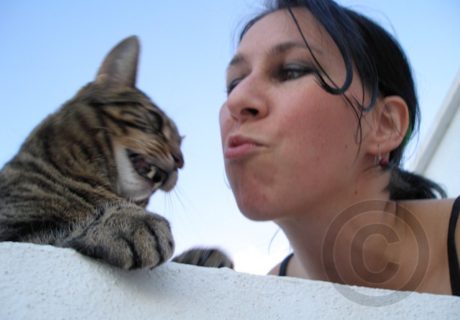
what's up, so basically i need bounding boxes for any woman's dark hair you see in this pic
[238,0,446,200]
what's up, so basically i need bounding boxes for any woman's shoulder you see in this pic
[400,197,459,292]
[268,263,281,276]
[267,253,294,276]
[397,197,457,240]
[399,197,457,218]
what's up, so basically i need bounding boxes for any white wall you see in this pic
[1,242,458,320]
[413,71,460,196]
[423,108,460,195]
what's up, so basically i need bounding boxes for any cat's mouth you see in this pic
[127,150,169,187]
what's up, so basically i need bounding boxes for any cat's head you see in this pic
[79,36,184,205]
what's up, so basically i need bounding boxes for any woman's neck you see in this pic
[275,170,417,290]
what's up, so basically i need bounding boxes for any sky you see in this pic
[1,1,459,275]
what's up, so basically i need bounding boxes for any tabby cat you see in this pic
[0,36,183,270]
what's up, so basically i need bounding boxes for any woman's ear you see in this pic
[367,95,409,156]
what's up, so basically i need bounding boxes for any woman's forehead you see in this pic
[237,8,337,58]
[232,8,340,66]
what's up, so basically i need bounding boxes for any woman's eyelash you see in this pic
[226,63,316,94]
[226,77,242,95]
[276,64,316,81]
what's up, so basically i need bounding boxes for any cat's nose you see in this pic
[173,153,184,169]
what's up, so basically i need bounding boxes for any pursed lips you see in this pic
[224,135,264,160]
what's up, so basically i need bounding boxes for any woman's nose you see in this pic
[224,75,268,122]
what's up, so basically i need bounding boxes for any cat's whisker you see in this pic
[156,185,188,220]
[170,186,187,212]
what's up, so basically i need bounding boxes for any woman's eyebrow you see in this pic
[227,40,323,70]
[270,41,323,56]
[228,54,245,69]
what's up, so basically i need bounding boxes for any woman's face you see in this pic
[220,8,371,221]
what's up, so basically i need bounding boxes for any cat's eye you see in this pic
[152,170,167,184]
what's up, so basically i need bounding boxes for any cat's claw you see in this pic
[64,205,174,270]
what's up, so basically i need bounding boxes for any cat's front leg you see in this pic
[61,203,174,270]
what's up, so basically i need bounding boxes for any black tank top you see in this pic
[279,196,460,296]
[448,196,460,295]
[278,253,293,277]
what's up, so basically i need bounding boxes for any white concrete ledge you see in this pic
[0,242,458,319]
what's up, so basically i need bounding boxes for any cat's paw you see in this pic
[173,248,233,269]
[65,206,174,270]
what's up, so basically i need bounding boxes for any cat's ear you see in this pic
[95,36,140,89]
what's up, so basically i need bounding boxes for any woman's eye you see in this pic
[226,78,242,95]
[278,64,314,81]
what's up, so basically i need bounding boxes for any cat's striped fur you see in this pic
[0,36,184,270]
[173,248,234,269]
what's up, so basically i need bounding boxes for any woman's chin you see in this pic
[236,199,279,222]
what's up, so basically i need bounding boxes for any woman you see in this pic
[219,0,459,296]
